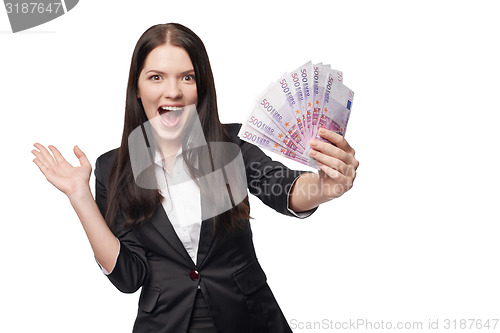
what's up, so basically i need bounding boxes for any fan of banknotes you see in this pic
[238,61,354,169]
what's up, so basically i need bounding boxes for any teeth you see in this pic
[161,106,183,111]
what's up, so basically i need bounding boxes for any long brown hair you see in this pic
[105,23,250,231]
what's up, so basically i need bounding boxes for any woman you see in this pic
[32,23,359,333]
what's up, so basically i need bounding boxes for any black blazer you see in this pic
[94,123,316,333]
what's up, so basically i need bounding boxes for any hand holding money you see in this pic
[309,128,359,199]
[239,61,359,207]
[284,127,359,212]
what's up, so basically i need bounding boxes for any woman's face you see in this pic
[137,43,198,151]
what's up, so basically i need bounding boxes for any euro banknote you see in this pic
[238,61,354,168]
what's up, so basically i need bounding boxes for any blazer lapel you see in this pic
[196,192,216,269]
[149,195,217,269]
[149,205,194,264]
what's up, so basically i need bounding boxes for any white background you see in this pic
[1,1,499,332]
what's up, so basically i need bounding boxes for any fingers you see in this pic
[32,143,57,167]
[309,129,359,197]
[32,143,85,170]
[32,156,48,175]
[317,128,355,155]
[48,145,67,164]
[309,130,359,179]
[310,148,355,178]
[32,144,54,179]
[317,161,353,198]
[74,145,91,167]
[309,138,355,167]
[317,161,344,180]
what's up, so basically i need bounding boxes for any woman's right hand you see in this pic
[32,143,92,199]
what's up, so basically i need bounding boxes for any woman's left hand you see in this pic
[309,128,359,199]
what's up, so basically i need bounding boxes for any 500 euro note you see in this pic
[239,61,354,169]
[238,123,309,165]
[316,72,354,141]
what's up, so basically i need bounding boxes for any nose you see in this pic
[162,79,182,99]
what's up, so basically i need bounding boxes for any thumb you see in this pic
[74,145,91,167]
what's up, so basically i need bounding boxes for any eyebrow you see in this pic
[145,69,195,75]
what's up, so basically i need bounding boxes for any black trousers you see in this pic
[188,289,217,333]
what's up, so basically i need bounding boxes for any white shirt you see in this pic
[154,148,202,265]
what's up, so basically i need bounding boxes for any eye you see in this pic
[149,74,161,81]
[182,74,195,82]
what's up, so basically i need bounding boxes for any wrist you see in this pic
[289,172,324,212]
[67,185,93,205]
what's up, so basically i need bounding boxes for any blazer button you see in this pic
[190,270,199,281]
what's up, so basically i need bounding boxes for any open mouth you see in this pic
[158,106,184,128]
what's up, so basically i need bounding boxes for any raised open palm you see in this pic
[32,143,92,198]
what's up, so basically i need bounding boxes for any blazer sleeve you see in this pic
[228,123,318,217]
[94,151,149,294]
